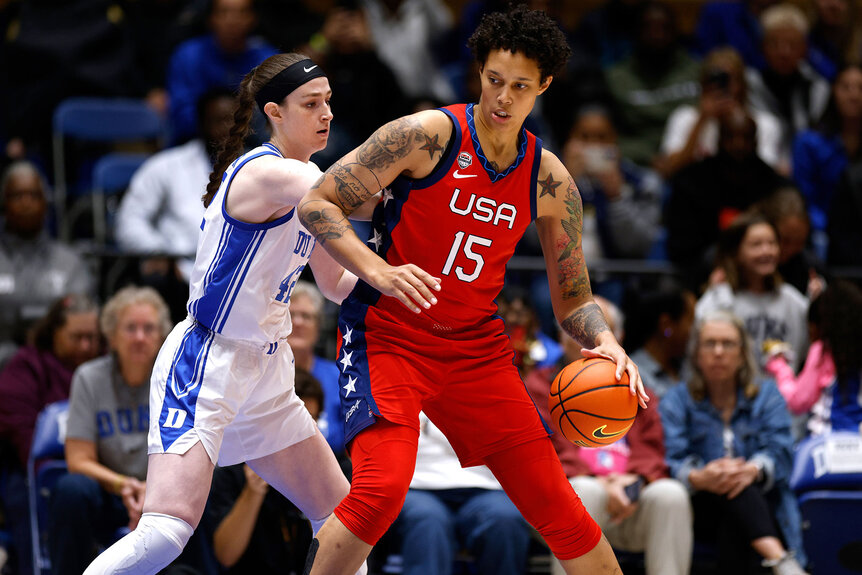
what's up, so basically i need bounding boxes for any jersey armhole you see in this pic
[410,109,461,189]
[530,137,543,222]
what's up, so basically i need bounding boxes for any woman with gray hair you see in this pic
[659,310,806,575]
[47,286,179,575]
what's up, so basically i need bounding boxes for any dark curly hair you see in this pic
[814,280,862,390]
[467,4,571,82]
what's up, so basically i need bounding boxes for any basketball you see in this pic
[548,357,638,448]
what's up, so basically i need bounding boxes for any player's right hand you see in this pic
[370,263,441,313]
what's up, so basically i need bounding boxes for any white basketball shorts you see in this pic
[148,317,317,466]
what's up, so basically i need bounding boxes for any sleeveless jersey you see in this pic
[187,143,318,345]
[343,103,541,332]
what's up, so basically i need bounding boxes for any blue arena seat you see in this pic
[790,431,862,575]
[27,400,69,575]
[52,98,164,241]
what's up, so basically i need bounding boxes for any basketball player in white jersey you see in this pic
[84,53,369,575]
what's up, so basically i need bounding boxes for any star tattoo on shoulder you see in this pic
[419,134,444,159]
[539,173,562,198]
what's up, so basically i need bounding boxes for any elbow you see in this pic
[214,547,239,569]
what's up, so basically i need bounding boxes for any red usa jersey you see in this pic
[342,103,541,333]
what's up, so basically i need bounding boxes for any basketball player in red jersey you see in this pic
[299,6,648,574]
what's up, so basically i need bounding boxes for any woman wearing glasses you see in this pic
[659,310,806,575]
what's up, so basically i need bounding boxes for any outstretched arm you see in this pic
[299,111,450,312]
[535,150,648,407]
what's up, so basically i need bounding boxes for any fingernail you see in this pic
[434,284,441,290]
[430,297,437,304]
[423,302,430,309]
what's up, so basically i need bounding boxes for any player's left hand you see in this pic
[581,342,649,409]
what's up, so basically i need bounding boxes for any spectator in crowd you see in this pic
[297,0,411,165]
[0,161,95,364]
[2,0,162,163]
[496,287,561,377]
[791,63,862,256]
[115,88,236,320]
[206,368,328,574]
[660,309,807,575]
[0,294,100,468]
[393,413,531,575]
[167,0,276,143]
[604,1,700,168]
[806,0,862,82]
[665,106,789,289]
[828,159,862,267]
[696,211,809,372]
[755,187,826,298]
[360,0,456,104]
[746,3,830,163]
[660,47,784,178]
[562,105,667,260]
[287,281,346,454]
[47,286,177,575]
[523,296,693,575]
[764,279,862,436]
[693,0,777,71]
[625,281,696,400]
[567,0,645,70]
[255,0,331,55]
[0,294,100,575]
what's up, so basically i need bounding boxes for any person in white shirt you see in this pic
[115,88,236,283]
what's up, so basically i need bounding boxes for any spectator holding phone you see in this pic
[660,47,784,178]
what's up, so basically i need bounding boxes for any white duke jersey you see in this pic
[187,143,318,345]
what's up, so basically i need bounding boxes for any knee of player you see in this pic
[345,471,412,526]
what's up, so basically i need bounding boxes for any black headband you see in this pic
[255,59,327,114]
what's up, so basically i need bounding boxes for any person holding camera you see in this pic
[660,47,784,178]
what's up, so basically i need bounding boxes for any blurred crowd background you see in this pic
[0,0,861,574]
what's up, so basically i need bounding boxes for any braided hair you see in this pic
[203,53,308,207]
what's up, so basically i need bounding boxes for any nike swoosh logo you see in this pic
[592,425,626,440]
[304,65,318,73]
[453,170,477,179]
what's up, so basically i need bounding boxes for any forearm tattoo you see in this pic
[298,199,355,245]
[328,161,372,212]
[556,176,591,299]
[561,303,610,349]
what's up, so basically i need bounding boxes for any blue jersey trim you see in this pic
[219,150,297,231]
[193,228,259,330]
[530,137,543,221]
[408,108,461,190]
[216,230,267,332]
[210,229,265,332]
[191,222,232,319]
[262,142,283,156]
[466,103,528,183]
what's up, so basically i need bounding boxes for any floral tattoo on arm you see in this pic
[554,175,610,347]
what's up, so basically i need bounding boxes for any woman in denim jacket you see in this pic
[660,309,807,575]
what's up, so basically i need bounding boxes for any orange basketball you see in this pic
[548,357,638,448]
